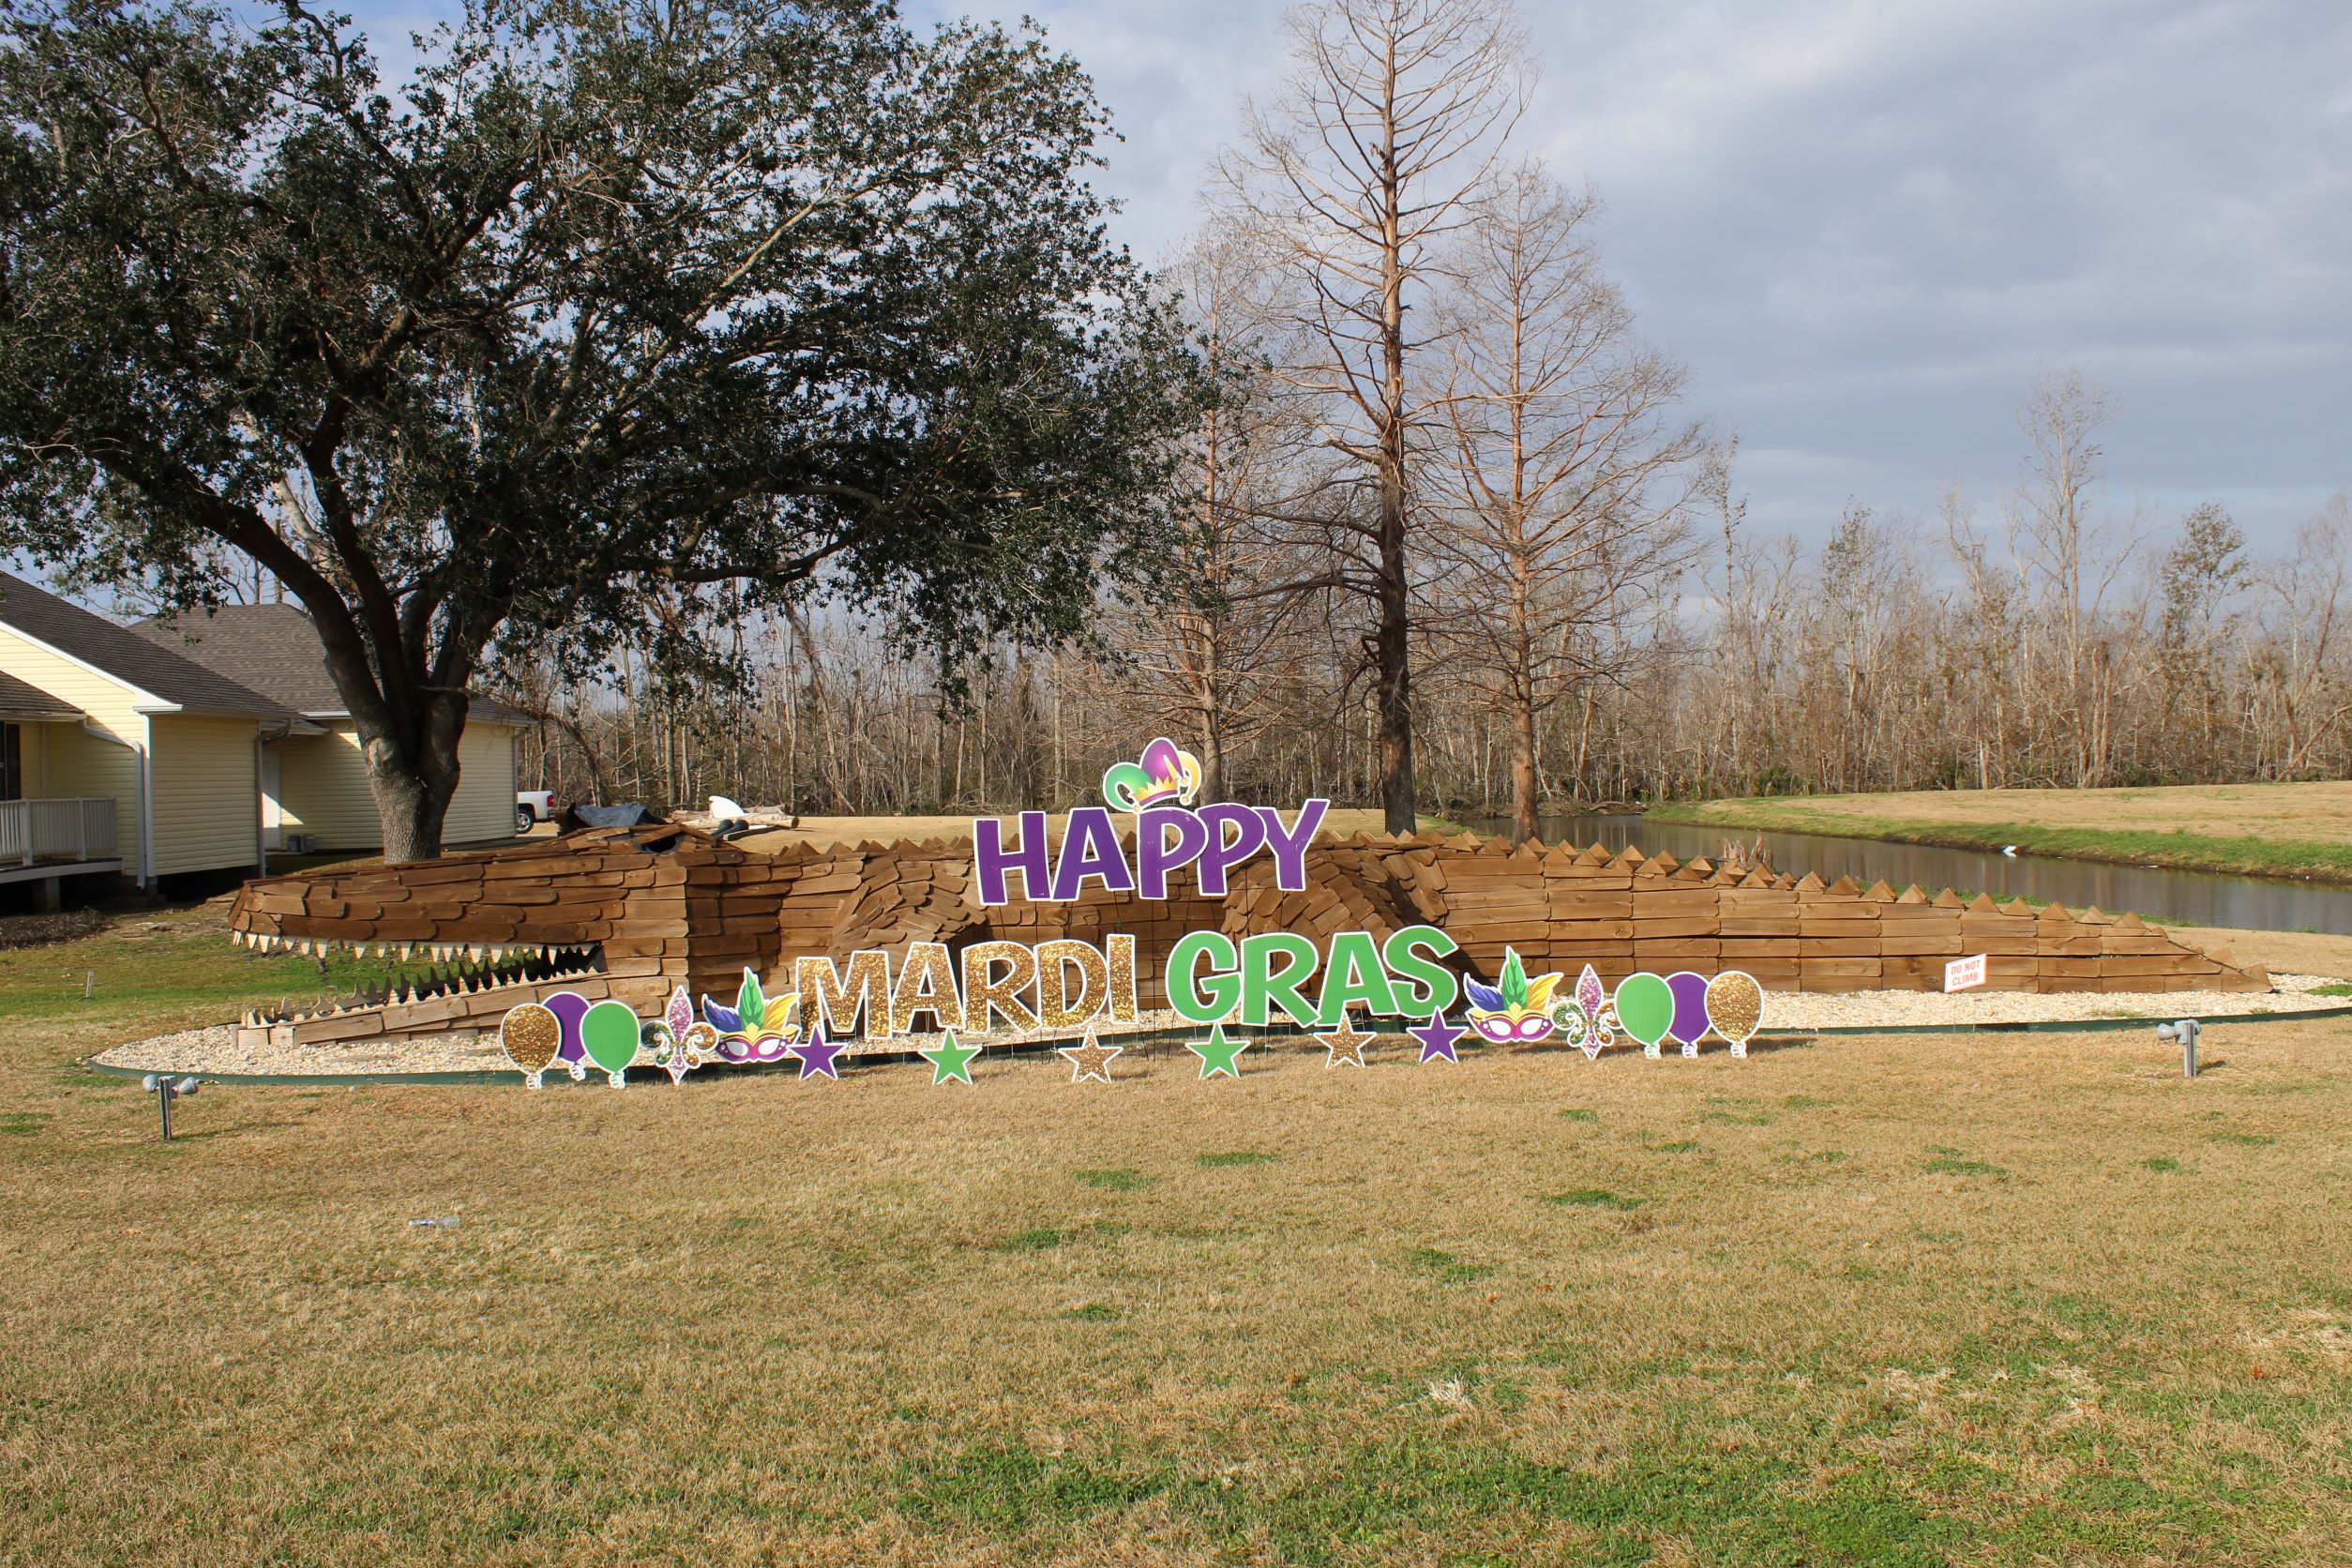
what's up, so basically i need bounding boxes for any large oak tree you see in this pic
[0,0,1199,857]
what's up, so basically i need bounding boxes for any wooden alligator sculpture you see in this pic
[221,822,2270,1051]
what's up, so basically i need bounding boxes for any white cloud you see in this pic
[404,0,2352,546]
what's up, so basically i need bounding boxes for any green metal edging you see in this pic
[78,1001,2352,1088]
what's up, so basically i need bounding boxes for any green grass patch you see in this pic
[1071,1168,1151,1191]
[1557,1108,1598,1123]
[0,919,403,1025]
[2204,1132,2277,1147]
[897,1439,1167,1533]
[2139,1156,2182,1173]
[996,1228,1063,1253]
[53,1063,133,1089]
[1545,1188,1642,1211]
[1405,1247,1493,1284]
[1061,1304,1122,1322]
[1919,1148,2006,1177]
[2308,981,2352,998]
[1647,1138,1701,1153]
[1782,1094,1832,1109]
[1646,797,2352,883]
[0,1110,51,1136]
[1195,1151,1276,1168]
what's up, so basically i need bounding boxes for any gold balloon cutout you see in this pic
[501,1002,563,1087]
[1704,971,1764,1057]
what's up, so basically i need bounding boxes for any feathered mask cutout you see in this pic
[1101,736,1203,813]
[700,968,801,1063]
[1462,947,1566,1044]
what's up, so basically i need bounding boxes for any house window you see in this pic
[0,724,19,801]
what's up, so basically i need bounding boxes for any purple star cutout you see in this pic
[1410,1009,1464,1064]
[788,1026,845,1080]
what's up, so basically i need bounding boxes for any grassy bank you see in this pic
[1649,782,2352,885]
[7,915,2352,1563]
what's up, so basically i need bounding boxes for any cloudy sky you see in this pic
[365,0,2352,551]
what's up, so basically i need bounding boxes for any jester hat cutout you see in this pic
[1101,736,1203,813]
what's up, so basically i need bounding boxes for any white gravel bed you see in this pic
[93,974,2348,1079]
[97,1023,512,1078]
[1759,972,2344,1030]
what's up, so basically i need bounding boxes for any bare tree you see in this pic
[2002,368,2141,785]
[1118,229,1319,800]
[1425,165,1706,839]
[2248,495,2352,777]
[1213,0,1530,831]
[2156,502,2250,774]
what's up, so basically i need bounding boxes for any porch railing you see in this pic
[0,797,118,867]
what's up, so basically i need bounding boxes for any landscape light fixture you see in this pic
[140,1073,201,1140]
[2155,1018,2201,1079]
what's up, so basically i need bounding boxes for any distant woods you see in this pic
[510,440,2352,822]
[507,0,2351,829]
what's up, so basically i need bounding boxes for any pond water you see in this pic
[1470,813,2352,937]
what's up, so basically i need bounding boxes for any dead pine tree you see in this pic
[1426,163,1707,841]
[1213,0,1530,833]
[1118,226,1321,802]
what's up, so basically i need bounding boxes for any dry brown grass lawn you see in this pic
[7,979,2352,1564]
[1660,781,2352,843]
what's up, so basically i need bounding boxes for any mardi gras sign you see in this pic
[493,930,1765,1086]
[493,738,1768,1085]
[974,738,1329,905]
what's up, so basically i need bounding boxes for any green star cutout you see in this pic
[1184,1021,1252,1079]
[919,1029,981,1085]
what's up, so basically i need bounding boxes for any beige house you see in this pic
[0,572,521,898]
[134,603,526,856]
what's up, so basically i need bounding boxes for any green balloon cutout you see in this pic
[1613,972,1674,1055]
[580,999,642,1085]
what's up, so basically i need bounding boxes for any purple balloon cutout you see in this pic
[1665,971,1710,1048]
[545,990,592,1063]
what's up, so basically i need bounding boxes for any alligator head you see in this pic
[223,824,828,1049]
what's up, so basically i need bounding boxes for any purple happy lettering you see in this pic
[1136,807,1208,898]
[1195,803,1267,897]
[1048,807,1134,901]
[972,811,1050,906]
[1258,799,1328,892]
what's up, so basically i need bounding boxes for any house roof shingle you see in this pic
[0,571,296,718]
[0,668,83,720]
[132,602,530,727]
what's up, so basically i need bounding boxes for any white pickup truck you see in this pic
[515,791,558,834]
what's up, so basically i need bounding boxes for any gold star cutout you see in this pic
[1057,1027,1123,1084]
[1318,1010,1375,1070]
